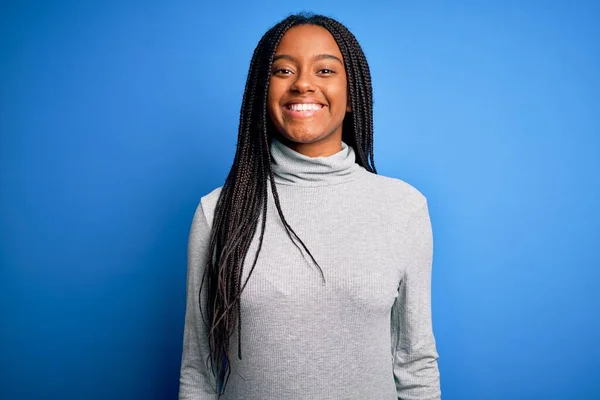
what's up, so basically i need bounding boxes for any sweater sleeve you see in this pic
[179,203,219,400]
[391,200,441,400]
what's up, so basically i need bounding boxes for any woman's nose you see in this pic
[291,71,316,93]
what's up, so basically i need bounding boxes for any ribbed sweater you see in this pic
[179,139,440,400]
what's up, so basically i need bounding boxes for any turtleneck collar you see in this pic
[270,138,360,186]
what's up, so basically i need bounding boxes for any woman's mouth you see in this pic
[283,103,325,118]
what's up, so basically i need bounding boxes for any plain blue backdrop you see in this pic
[1,1,599,399]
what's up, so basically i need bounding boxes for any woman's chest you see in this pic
[240,199,412,316]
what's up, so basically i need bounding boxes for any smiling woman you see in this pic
[268,25,351,156]
[178,12,441,400]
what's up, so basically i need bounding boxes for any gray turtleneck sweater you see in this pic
[179,139,440,400]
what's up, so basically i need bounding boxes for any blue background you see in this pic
[1,1,599,399]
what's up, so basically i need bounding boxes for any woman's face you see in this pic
[267,24,350,157]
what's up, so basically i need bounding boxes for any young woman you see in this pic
[179,13,440,400]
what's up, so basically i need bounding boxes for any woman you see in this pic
[179,12,440,400]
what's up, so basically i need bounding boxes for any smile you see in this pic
[283,103,325,118]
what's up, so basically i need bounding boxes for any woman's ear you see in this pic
[346,97,352,112]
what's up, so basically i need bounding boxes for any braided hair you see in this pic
[201,12,376,393]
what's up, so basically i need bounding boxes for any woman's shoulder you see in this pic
[190,186,223,230]
[360,169,428,210]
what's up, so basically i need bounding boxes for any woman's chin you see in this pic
[278,131,330,145]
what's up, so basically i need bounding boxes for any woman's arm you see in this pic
[391,200,441,400]
[179,203,219,400]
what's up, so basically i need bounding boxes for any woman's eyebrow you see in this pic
[272,54,343,64]
[314,54,343,64]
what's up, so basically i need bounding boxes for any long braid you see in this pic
[322,18,376,173]
[201,12,376,394]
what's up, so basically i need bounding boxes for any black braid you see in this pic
[200,12,376,394]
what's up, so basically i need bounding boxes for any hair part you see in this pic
[200,12,376,394]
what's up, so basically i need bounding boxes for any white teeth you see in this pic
[288,103,322,111]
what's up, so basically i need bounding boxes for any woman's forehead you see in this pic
[274,25,342,59]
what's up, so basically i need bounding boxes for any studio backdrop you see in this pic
[1,1,599,399]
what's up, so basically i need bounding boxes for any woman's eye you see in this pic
[319,68,335,74]
[274,68,292,75]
